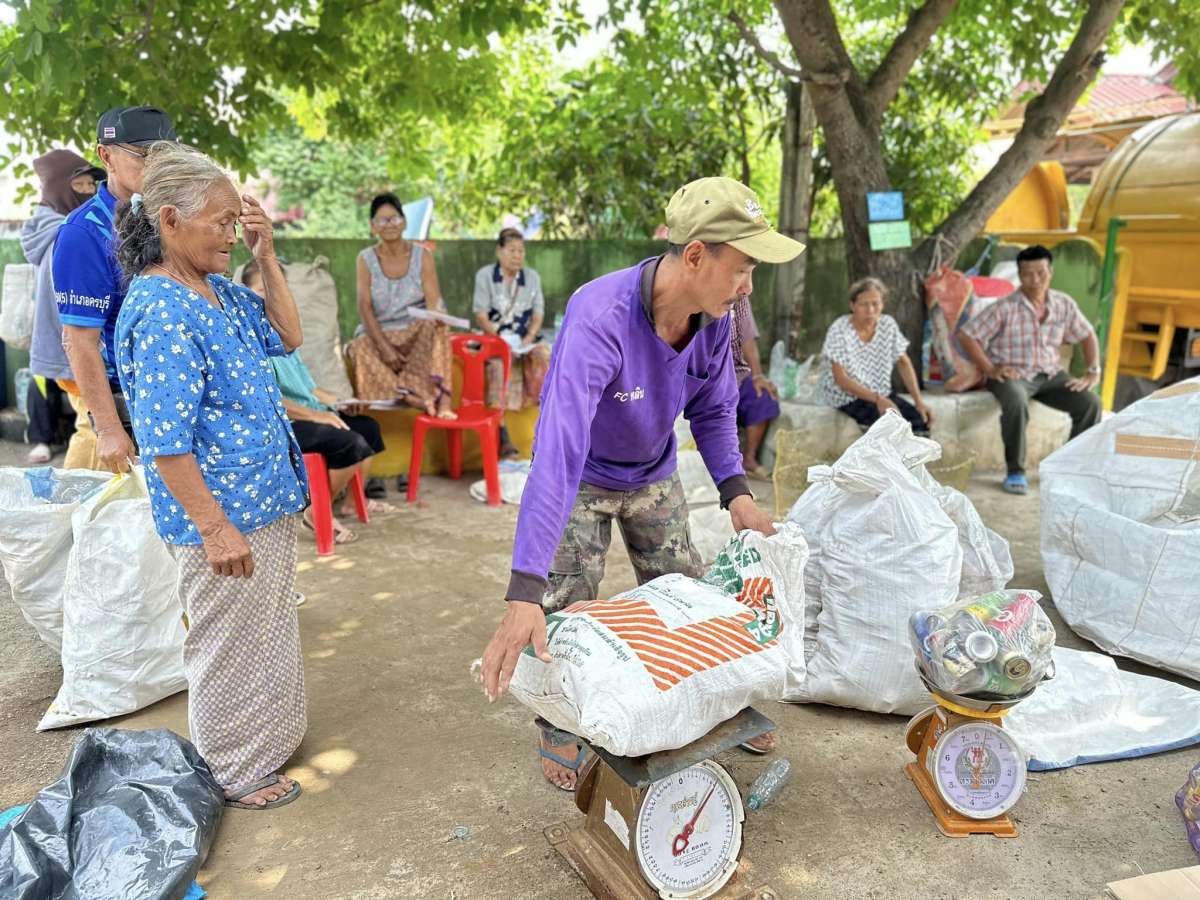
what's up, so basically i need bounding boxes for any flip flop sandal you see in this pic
[539,744,587,793]
[1003,475,1028,495]
[27,445,52,465]
[225,773,302,810]
[746,465,773,482]
[300,514,358,544]
[739,739,773,755]
[431,378,457,419]
[365,477,387,500]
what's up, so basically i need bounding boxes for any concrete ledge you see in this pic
[0,408,26,444]
[761,387,1072,472]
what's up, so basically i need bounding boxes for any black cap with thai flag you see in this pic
[96,106,177,146]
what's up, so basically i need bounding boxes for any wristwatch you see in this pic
[1086,365,1101,375]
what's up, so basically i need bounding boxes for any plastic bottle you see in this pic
[747,759,792,810]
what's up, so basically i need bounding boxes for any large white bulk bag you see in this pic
[1041,378,1200,681]
[1009,647,1200,771]
[509,526,808,756]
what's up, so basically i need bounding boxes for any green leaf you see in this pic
[30,0,51,33]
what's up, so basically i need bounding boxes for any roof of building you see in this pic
[989,63,1194,138]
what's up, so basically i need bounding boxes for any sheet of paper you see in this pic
[406,307,471,329]
[331,399,409,411]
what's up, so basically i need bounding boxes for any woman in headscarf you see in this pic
[20,150,103,466]
[345,193,456,419]
[115,141,308,811]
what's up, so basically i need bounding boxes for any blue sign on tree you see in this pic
[867,192,905,222]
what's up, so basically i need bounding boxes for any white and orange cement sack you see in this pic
[508,525,808,756]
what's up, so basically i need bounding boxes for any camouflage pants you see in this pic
[537,472,703,749]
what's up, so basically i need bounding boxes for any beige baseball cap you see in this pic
[665,177,805,264]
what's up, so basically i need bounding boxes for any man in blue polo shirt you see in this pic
[55,106,176,473]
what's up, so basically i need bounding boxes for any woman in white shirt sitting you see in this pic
[819,277,934,432]
[472,228,551,458]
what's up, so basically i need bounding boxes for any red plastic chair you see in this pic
[407,334,510,507]
[303,452,371,557]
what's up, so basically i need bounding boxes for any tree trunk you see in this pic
[770,0,1126,376]
[773,79,816,357]
[803,81,926,359]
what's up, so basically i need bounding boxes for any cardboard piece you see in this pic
[1106,866,1200,900]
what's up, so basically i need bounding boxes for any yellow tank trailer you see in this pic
[992,112,1200,409]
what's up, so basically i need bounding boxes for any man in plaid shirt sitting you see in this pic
[959,245,1102,495]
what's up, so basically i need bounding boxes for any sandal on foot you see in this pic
[539,744,587,793]
[300,513,357,544]
[225,773,302,810]
[1003,474,1028,495]
[499,442,520,459]
[739,739,772,755]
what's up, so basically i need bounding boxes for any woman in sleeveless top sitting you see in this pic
[346,193,455,419]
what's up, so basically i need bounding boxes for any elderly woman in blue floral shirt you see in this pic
[115,142,308,812]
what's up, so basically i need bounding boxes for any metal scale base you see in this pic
[545,707,781,900]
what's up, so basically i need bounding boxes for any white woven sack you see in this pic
[1041,378,1200,681]
[39,469,187,730]
[235,257,353,398]
[676,449,721,505]
[0,467,112,653]
[784,411,962,714]
[914,465,1013,599]
[688,504,735,566]
[1009,647,1200,771]
[1,263,35,349]
[509,525,808,756]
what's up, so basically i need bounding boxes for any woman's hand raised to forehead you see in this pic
[239,194,275,261]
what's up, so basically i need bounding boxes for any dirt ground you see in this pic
[1,439,1196,900]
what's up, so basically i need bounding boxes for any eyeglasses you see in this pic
[112,144,149,160]
[371,215,404,227]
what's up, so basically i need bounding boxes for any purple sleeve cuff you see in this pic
[718,474,752,510]
[506,570,548,604]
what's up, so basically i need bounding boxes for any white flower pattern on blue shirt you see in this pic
[116,273,309,545]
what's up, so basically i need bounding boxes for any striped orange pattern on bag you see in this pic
[565,579,778,691]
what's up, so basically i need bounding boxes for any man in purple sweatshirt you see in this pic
[482,178,805,789]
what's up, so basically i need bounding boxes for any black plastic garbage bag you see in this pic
[0,728,223,900]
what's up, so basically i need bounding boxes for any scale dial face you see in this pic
[634,760,743,900]
[933,721,1026,820]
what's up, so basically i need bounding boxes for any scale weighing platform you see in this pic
[545,707,781,900]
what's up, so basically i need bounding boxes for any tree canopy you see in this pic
[715,0,1200,347]
[0,0,584,169]
[4,0,1198,351]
